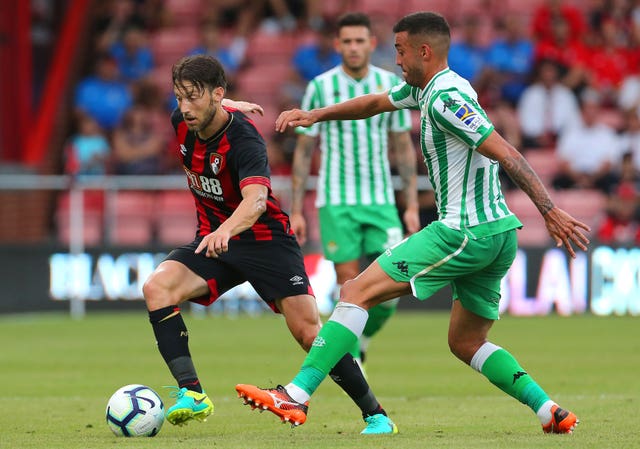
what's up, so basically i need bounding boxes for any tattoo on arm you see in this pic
[501,153,555,215]
[393,133,418,208]
[291,138,315,214]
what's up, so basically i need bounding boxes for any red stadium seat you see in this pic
[156,190,197,245]
[56,191,104,246]
[164,0,203,26]
[150,28,199,66]
[523,148,558,186]
[245,32,297,65]
[110,191,156,246]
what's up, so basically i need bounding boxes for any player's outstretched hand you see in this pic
[275,109,316,133]
[543,207,590,258]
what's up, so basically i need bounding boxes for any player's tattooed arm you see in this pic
[499,152,555,216]
[290,135,316,215]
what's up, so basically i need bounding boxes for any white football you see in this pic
[106,384,165,437]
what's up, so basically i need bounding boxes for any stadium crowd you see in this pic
[63,0,640,245]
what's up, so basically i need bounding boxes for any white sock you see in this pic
[285,383,310,404]
[536,400,555,425]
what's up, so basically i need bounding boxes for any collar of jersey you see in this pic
[195,110,234,143]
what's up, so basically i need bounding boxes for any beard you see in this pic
[188,97,216,135]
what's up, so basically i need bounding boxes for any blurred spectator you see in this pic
[587,0,633,45]
[534,15,589,92]
[597,180,640,244]
[109,23,154,82]
[531,0,586,42]
[189,20,242,84]
[112,105,166,175]
[292,21,341,82]
[258,0,302,33]
[63,112,111,175]
[74,53,133,132]
[517,59,581,149]
[200,0,262,65]
[620,107,640,171]
[94,0,145,54]
[587,18,632,105]
[370,12,399,75]
[136,0,171,31]
[552,89,623,193]
[618,73,640,112]
[478,13,534,106]
[448,15,488,86]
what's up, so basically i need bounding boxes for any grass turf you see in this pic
[1,310,638,448]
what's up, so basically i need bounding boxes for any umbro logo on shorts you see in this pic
[289,275,304,286]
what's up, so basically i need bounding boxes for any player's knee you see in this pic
[294,325,320,351]
[142,275,170,309]
[447,335,477,364]
[340,279,366,306]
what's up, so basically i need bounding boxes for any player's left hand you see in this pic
[543,207,590,258]
[195,231,231,258]
[403,206,421,235]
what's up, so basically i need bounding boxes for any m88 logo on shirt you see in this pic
[183,167,223,199]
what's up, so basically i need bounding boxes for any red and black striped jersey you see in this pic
[171,107,293,241]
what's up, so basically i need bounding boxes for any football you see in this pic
[105,384,165,437]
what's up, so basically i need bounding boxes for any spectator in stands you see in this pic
[94,0,145,54]
[597,180,640,244]
[517,59,581,149]
[189,20,242,86]
[291,20,341,82]
[370,12,398,75]
[479,13,534,107]
[447,15,488,86]
[552,89,623,193]
[621,107,640,171]
[63,112,111,176]
[531,0,586,43]
[111,105,166,175]
[618,73,640,112]
[109,23,155,82]
[74,53,133,132]
[199,0,263,66]
[534,15,589,93]
[587,18,632,105]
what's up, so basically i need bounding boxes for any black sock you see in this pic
[329,354,386,418]
[149,306,202,393]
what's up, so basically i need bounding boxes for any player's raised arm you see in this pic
[221,98,264,115]
[476,131,590,258]
[275,92,396,132]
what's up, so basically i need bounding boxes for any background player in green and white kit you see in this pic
[237,12,590,434]
[289,12,420,365]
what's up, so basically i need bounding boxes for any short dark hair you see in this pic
[172,55,227,92]
[336,12,371,32]
[393,11,450,38]
[393,12,450,52]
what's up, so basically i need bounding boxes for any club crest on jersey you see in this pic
[210,153,225,175]
[454,103,482,131]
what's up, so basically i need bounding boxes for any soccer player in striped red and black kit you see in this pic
[143,55,396,433]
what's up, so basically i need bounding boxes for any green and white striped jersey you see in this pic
[388,68,521,238]
[297,65,412,207]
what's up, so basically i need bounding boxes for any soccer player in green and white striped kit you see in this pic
[289,12,420,368]
[237,11,589,434]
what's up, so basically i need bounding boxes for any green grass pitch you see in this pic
[1,310,638,449]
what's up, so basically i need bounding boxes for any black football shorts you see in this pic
[165,235,314,312]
